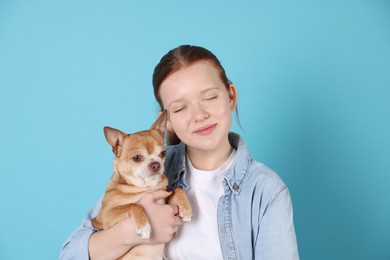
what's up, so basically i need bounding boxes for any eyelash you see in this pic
[173,106,186,113]
[204,95,217,101]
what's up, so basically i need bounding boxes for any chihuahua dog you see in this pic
[92,111,192,260]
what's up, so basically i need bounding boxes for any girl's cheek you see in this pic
[213,100,230,114]
[169,116,183,129]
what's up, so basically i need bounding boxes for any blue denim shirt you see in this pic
[60,133,299,259]
[164,132,299,260]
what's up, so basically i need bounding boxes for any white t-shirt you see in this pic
[167,149,237,259]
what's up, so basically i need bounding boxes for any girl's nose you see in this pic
[192,104,210,122]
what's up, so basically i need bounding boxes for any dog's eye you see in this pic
[160,150,167,158]
[132,154,143,162]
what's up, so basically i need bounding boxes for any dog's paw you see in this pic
[180,211,192,222]
[171,188,192,222]
[178,205,192,222]
[136,223,151,240]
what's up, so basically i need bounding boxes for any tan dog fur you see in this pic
[92,111,192,260]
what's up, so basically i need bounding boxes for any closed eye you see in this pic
[172,105,187,113]
[203,95,217,101]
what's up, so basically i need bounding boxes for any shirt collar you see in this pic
[167,132,252,193]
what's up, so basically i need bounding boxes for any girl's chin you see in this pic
[185,140,224,153]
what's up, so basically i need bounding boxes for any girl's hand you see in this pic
[137,190,183,244]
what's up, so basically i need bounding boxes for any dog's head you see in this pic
[104,111,168,188]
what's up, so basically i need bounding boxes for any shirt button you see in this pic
[233,183,239,191]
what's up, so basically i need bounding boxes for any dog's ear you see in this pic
[104,127,126,157]
[151,109,167,138]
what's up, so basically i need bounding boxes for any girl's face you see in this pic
[159,61,237,154]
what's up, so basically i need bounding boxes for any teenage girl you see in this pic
[60,45,299,260]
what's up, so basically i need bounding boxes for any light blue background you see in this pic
[1,1,389,259]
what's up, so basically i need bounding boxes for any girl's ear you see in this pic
[228,84,238,110]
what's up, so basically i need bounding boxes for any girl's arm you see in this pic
[255,187,299,259]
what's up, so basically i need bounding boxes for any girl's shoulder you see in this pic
[230,132,287,195]
[239,159,288,206]
[248,160,285,187]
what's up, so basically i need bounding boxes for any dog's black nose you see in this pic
[149,161,160,172]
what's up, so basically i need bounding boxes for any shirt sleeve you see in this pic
[59,198,102,260]
[256,187,299,259]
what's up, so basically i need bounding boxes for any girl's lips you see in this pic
[193,124,217,135]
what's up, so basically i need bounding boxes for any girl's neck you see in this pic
[186,139,233,171]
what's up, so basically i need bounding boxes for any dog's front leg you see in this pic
[107,204,151,240]
[168,188,192,222]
